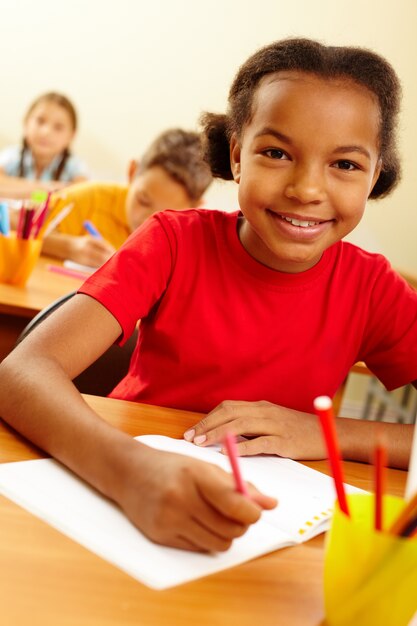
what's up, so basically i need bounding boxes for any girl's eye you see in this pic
[137,196,151,208]
[264,149,288,160]
[334,160,358,171]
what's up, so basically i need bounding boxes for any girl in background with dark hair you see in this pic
[0,91,89,198]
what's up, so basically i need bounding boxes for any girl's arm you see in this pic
[41,232,116,267]
[183,400,414,470]
[70,175,88,184]
[0,295,276,550]
[0,171,67,199]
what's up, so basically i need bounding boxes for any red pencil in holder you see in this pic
[16,204,26,238]
[374,440,387,531]
[314,396,350,517]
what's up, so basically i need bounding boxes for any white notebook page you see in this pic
[0,435,363,589]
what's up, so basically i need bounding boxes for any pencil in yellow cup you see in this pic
[0,232,42,287]
[324,492,417,626]
[388,490,417,536]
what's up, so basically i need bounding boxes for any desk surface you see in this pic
[0,255,83,318]
[0,395,407,626]
[0,255,84,361]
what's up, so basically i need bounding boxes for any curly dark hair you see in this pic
[200,38,402,199]
[137,128,212,202]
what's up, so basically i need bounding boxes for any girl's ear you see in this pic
[230,133,241,183]
[370,158,383,193]
[127,159,139,183]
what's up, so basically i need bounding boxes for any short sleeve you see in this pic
[78,214,175,343]
[0,146,20,175]
[62,155,90,181]
[359,260,417,389]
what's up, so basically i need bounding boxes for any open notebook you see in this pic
[0,435,363,589]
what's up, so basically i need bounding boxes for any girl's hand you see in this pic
[118,444,277,552]
[43,180,69,191]
[69,235,115,267]
[183,400,327,460]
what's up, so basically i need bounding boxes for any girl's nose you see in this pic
[38,123,52,136]
[284,165,326,204]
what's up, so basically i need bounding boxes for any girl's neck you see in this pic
[30,151,58,178]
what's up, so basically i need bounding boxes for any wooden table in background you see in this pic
[0,256,83,361]
[0,396,407,626]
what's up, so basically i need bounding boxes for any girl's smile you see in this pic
[24,101,75,165]
[231,71,382,273]
[265,208,334,242]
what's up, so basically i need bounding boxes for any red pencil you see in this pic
[374,441,387,531]
[16,204,26,238]
[313,396,350,517]
[32,191,52,238]
[223,432,249,497]
[22,207,35,239]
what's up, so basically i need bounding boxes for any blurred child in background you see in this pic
[41,128,212,267]
[0,92,89,199]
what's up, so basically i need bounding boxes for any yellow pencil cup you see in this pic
[0,233,42,287]
[324,493,417,626]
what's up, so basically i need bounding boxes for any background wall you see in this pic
[1,0,416,271]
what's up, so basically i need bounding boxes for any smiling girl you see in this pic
[182,38,415,467]
[0,38,415,552]
[0,92,89,198]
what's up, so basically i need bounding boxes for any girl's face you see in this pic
[24,100,75,162]
[125,165,194,232]
[230,71,382,273]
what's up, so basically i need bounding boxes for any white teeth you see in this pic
[283,216,319,227]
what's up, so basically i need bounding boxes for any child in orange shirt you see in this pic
[41,128,213,267]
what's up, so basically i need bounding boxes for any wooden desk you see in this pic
[0,396,407,626]
[0,255,83,361]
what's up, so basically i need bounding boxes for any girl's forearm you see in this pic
[41,232,76,260]
[0,175,43,198]
[0,353,143,502]
[337,416,413,469]
[0,175,65,199]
